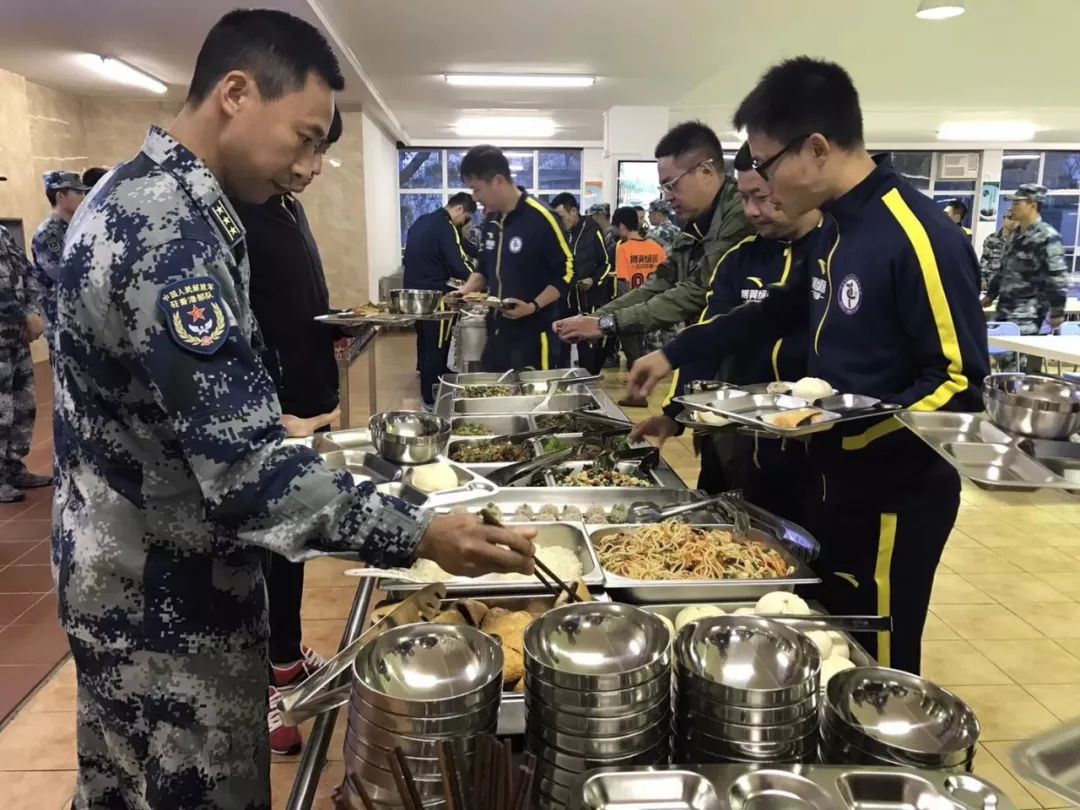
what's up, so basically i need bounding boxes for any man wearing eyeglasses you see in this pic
[626,58,988,676]
[553,122,752,398]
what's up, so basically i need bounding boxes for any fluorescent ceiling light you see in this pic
[445,73,594,88]
[77,55,167,94]
[937,121,1036,142]
[327,158,342,168]
[454,116,556,138]
[915,0,966,19]
[1001,154,1040,161]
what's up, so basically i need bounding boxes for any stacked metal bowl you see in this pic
[342,624,502,808]
[819,666,980,772]
[673,615,821,765]
[523,603,672,810]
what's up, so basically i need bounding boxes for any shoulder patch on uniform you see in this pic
[47,238,61,254]
[157,276,229,355]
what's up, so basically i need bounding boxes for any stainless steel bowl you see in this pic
[351,624,503,716]
[673,680,818,726]
[340,773,449,809]
[524,667,671,716]
[527,714,670,757]
[346,755,445,798]
[824,666,980,760]
[346,712,491,760]
[676,707,818,743]
[675,725,819,762]
[983,373,1080,439]
[675,616,821,708]
[537,776,572,807]
[348,689,499,737]
[344,735,446,778]
[369,410,451,464]
[523,602,671,690]
[525,692,669,736]
[819,721,976,771]
[389,288,443,315]
[525,729,670,773]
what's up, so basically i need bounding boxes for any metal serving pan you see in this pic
[449,414,532,437]
[399,459,497,507]
[898,410,1079,489]
[544,461,661,488]
[380,521,605,597]
[570,765,1017,810]
[446,436,535,469]
[1011,718,1080,807]
[320,450,402,485]
[453,393,599,415]
[588,524,819,603]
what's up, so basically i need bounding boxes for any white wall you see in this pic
[362,111,402,298]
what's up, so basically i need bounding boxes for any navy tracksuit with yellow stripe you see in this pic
[664,156,990,674]
[662,233,812,522]
[477,191,574,372]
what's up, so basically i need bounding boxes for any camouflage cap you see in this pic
[587,203,611,217]
[1007,183,1047,204]
[43,170,89,193]
[648,198,673,216]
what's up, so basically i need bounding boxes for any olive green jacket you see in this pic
[595,179,753,333]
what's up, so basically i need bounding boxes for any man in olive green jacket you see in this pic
[554,122,752,405]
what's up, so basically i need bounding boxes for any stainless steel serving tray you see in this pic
[319,428,373,450]
[1011,718,1080,806]
[452,393,599,415]
[399,459,498,507]
[446,436,535,469]
[316,310,456,327]
[570,764,1017,810]
[320,450,402,485]
[380,521,605,596]
[587,524,820,603]
[449,414,533,437]
[544,461,661,488]
[897,411,1080,490]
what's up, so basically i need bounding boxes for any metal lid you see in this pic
[825,666,980,758]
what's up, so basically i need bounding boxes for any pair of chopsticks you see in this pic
[471,735,536,810]
[478,508,581,604]
[346,746,424,810]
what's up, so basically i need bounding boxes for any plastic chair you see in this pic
[987,322,1021,371]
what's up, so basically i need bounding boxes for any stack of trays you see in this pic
[342,624,503,808]
[523,603,672,810]
[673,616,821,765]
[819,666,980,772]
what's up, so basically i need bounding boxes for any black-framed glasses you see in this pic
[736,135,810,181]
[658,158,715,196]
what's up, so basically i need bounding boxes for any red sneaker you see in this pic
[271,644,328,690]
[268,686,302,755]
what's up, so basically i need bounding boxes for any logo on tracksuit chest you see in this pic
[838,274,862,315]
[508,236,524,254]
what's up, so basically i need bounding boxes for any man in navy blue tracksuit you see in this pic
[628,58,989,675]
[450,145,573,372]
[403,192,477,406]
[552,193,611,373]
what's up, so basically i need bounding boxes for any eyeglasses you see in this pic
[658,158,714,196]
[737,135,810,181]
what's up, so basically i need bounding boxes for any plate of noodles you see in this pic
[587,521,819,602]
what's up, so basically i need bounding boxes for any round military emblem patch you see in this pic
[157,276,229,355]
[508,236,523,254]
[838,274,862,315]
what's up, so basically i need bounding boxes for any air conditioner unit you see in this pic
[937,153,980,181]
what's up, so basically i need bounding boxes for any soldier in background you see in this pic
[82,166,110,189]
[31,171,89,348]
[54,11,534,808]
[978,211,1017,296]
[944,198,972,237]
[983,184,1068,372]
[647,198,681,253]
[588,202,618,257]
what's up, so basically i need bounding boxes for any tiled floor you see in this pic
[0,334,1078,809]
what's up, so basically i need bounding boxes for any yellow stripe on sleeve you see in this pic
[526,197,575,284]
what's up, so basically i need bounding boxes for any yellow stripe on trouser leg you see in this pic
[875,513,898,668]
[540,332,550,371]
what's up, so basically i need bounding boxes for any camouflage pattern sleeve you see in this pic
[1040,227,1068,319]
[116,238,433,568]
[31,220,65,282]
[0,226,31,329]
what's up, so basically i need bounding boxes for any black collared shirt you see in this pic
[232,194,339,417]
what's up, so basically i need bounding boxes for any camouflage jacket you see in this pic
[53,127,433,653]
[595,180,753,333]
[978,229,1009,292]
[647,220,681,254]
[0,226,34,344]
[987,219,1068,322]
[31,213,67,329]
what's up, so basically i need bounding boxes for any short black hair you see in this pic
[326,108,343,145]
[459,145,512,183]
[734,57,863,150]
[947,199,968,219]
[655,121,726,172]
[550,192,579,212]
[82,167,108,188]
[447,191,477,213]
[613,206,639,232]
[633,205,645,213]
[46,189,58,207]
[187,9,345,105]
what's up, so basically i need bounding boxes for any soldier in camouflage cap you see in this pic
[983,183,1068,372]
[647,197,682,254]
[54,10,535,809]
[31,170,89,347]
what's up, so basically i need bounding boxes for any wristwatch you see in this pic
[598,314,617,335]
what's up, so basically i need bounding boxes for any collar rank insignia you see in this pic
[157,276,229,355]
[209,198,243,247]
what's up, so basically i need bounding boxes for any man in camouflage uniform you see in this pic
[646,198,681,253]
[983,184,1068,373]
[54,10,534,809]
[31,170,89,347]
[979,211,1017,295]
[0,225,51,503]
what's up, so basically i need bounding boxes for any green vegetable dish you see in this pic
[453,423,495,437]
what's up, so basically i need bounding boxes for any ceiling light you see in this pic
[327,158,342,168]
[915,0,966,19]
[453,116,556,138]
[445,73,594,89]
[1001,154,1040,161]
[77,55,167,94]
[937,122,1036,142]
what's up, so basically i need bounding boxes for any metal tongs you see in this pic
[530,375,600,411]
[485,444,577,487]
[279,583,446,725]
[479,508,581,603]
[716,491,820,562]
[626,493,734,523]
[754,613,893,634]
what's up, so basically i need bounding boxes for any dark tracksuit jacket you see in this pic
[564,215,609,315]
[403,208,473,403]
[662,156,990,674]
[662,233,812,517]
[477,191,573,371]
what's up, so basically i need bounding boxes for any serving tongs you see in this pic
[592,444,661,474]
[279,583,446,725]
[627,493,733,523]
[530,375,601,411]
[754,613,893,634]
[485,444,577,486]
[715,491,821,562]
